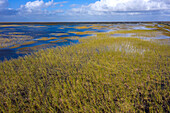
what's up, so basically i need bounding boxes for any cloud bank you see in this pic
[0,0,67,16]
[0,0,68,21]
[0,0,170,21]
[71,0,170,15]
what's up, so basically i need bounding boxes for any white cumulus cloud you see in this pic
[20,0,67,14]
[71,0,170,15]
[20,0,52,13]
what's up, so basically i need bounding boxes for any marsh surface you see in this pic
[0,23,169,112]
[0,23,169,61]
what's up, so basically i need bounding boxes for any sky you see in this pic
[0,0,170,22]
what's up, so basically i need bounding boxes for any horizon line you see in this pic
[0,21,170,24]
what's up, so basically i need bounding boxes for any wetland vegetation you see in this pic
[0,22,169,112]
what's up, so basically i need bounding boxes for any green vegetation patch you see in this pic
[0,34,169,112]
[109,29,162,38]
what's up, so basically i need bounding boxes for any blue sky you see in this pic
[0,0,170,22]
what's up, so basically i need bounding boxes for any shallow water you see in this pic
[111,33,134,37]
[0,24,109,61]
[132,26,156,30]
[0,49,25,61]
[0,23,169,61]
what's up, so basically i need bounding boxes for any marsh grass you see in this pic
[0,36,33,48]
[50,39,68,43]
[0,25,21,27]
[151,38,170,45]
[74,26,91,29]
[109,29,162,37]
[50,33,69,36]
[36,37,57,41]
[56,33,69,36]
[26,25,46,28]
[68,36,80,40]
[18,44,55,51]
[0,33,169,112]
[69,31,95,35]
[10,41,37,49]
[8,32,25,35]
[145,24,170,36]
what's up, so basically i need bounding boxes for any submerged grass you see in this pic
[0,33,169,112]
